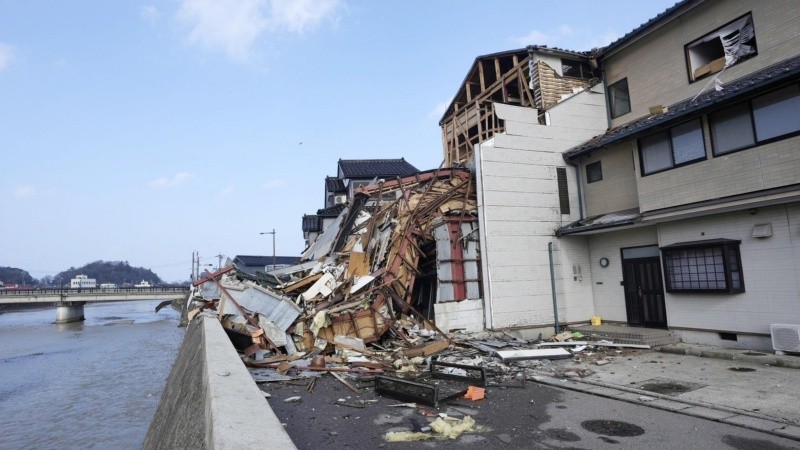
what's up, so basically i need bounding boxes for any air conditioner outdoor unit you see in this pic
[334,195,347,205]
[770,324,800,354]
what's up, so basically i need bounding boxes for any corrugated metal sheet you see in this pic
[226,282,301,330]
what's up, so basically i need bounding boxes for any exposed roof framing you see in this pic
[440,46,595,166]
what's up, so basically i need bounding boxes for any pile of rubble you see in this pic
[185,166,649,431]
[188,168,476,362]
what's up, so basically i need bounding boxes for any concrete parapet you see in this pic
[144,314,296,449]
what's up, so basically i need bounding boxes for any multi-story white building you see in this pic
[441,0,800,350]
[70,275,97,289]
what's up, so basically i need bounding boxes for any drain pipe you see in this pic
[548,242,560,333]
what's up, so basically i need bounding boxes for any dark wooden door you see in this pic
[622,257,667,328]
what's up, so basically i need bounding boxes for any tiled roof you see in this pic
[325,176,345,192]
[564,54,800,160]
[600,0,699,57]
[316,204,346,218]
[302,215,321,232]
[234,255,300,267]
[338,158,418,179]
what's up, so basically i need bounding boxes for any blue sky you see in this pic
[0,0,677,282]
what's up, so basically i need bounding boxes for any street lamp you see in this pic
[260,229,276,271]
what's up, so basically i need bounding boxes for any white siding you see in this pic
[586,227,659,323]
[477,90,608,329]
[657,204,800,335]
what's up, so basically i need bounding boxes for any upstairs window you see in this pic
[661,239,744,293]
[710,83,800,155]
[586,161,602,183]
[639,118,706,175]
[686,13,757,82]
[608,78,631,118]
[561,59,593,79]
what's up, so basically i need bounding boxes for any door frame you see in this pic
[620,245,668,328]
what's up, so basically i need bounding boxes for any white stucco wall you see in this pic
[656,203,800,335]
[476,87,608,330]
[586,226,660,323]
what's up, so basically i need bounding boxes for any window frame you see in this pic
[561,58,592,80]
[585,161,602,184]
[661,239,745,294]
[684,12,758,84]
[638,118,708,176]
[709,82,800,157]
[608,78,631,119]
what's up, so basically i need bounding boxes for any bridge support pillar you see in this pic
[55,301,86,323]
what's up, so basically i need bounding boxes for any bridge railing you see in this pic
[0,286,190,296]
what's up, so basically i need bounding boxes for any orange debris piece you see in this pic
[463,386,485,401]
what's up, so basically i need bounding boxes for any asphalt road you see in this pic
[261,375,798,449]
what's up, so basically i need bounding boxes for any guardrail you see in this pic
[0,287,190,296]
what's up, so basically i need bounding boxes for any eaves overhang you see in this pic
[564,54,800,162]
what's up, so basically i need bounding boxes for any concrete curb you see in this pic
[202,316,297,449]
[532,375,800,441]
[654,345,800,369]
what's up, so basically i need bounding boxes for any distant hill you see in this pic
[54,261,163,287]
[0,267,37,286]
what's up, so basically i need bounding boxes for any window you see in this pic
[710,83,800,155]
[685,13,757,82]
[661,239,744,293]
[556,167,570,214]
[639,118,706,175]
[586,161,602,183]
[608,78,631,118]
[561,59,592,79]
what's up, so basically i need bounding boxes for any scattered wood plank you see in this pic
[402,339,449,358]
[331,371,361,394]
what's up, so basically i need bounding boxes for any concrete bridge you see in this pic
[0,287,189,323]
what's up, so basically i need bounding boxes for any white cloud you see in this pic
[513,24,574,47]
[261,179,285,190]
[176,0,344,62]
[13,185,36,199]
[148,171,196,189]
[178,0,270,62]
[141,5,160,25]
[219,184,235,195]
[269,0,343,33]
[427,100,450,120]
[0,43,15,71]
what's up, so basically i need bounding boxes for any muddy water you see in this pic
[0,301,183,449]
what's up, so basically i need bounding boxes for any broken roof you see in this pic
[337,158,419,179]
[439,45,591,124]
[564,53,800,161]
[556,208,641,236]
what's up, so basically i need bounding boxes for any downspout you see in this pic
[548,242,560,333]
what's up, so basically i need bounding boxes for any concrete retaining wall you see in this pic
[143,315,295,449]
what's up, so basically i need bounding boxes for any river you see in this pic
[0,300,184,449]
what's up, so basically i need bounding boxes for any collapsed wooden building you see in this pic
[192,168,479,356]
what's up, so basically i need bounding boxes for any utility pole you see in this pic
[260,229,276,271]
[215,254,224,271]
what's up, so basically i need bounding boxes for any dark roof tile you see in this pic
[325,176,346,192]
[338,158,418,179]
[316,204,346,218]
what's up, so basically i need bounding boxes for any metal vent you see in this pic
[556,167,570,214]
[770,324,800,353]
